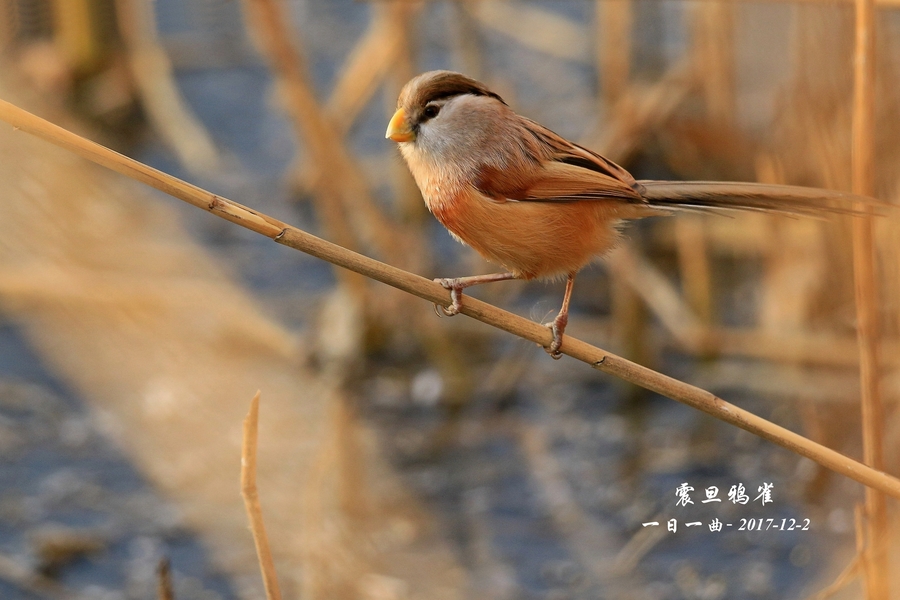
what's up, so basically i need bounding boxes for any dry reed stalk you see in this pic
[580,61,697,364]
[756,155,826,335]
[369,4,481,389]
[241,391,283,600]
[597,0,633,109]
[654,211,785,255]
[157,558,175,600]
[299,395,370,599]
[674,217,714,324]
[854,503,871,595]
[115,0,220,174]
[780,0,900,5]
[325,10,409,136]
[810,554,860,599]
[244,0,368,297]
[3,100,900,502]
[0,0,13,52]
[812,503,868,598]
[689,360,865,405]
[851,0,890,595]
[380,4,487,391]
[463,499,517,599]
[690,0,735,124]
[609,266,652,377]
[0,82,469,596]
[593,60,696,162]
[50,0,102,72]
[655,118,756,320]
[298,406,335,600]
[672,0,733,329]
[240,0,405,270]
[516,419,615,584]
[594,0,649,364]
[614,0,900,5]
[606,244,706,352]
[612,513,668,574]
[700,327,900,368]
[269,3,455,402]
[334,396,367,524]
[290,0,422,195]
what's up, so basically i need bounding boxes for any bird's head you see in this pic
[385,71,508,154]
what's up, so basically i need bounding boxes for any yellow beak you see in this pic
[386,108,415,142]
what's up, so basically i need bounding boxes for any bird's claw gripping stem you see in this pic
[546,312,568,359]
[435,278,464,316]
[544,274,575,359]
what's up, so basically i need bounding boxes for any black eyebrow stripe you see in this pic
[422,87,507,106]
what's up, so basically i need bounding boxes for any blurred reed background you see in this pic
[0,0,898,598]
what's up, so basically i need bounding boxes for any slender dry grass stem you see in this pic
[2,99,900,503]
[850,0,890,595]
[242,391,283,600]
[115,0,220,174]
[810,504,867,598]
[157,558,175,600]
[810,555,860,600]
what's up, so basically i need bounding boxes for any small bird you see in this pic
[386,70,872,357]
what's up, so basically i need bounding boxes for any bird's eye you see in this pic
[422,104,440,120]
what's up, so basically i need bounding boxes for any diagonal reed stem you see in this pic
[1,97,900,503]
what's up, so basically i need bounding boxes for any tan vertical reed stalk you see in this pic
[0,0,13,51]
[691,0,735,123]
[156,558,174,600]
[674,217,714,324]
[597,0,632,109]
[595,0,648,369]
[50,0,101,71]
[242,391,283,600]
[850,0,889,595]
[681,0,735,325]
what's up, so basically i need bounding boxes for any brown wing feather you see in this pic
[521,161,644,201]
[474,117,645,203]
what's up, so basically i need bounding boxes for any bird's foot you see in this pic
[434,278,464,316]
[545,311,568,360]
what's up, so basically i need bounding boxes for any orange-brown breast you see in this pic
[432,185,631,280]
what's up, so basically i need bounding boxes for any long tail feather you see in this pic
[637,180,886,217]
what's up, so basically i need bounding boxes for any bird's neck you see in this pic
[400,143,470,216]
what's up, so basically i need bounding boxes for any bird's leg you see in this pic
[547,274,576,359]
[434,272,516,316]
